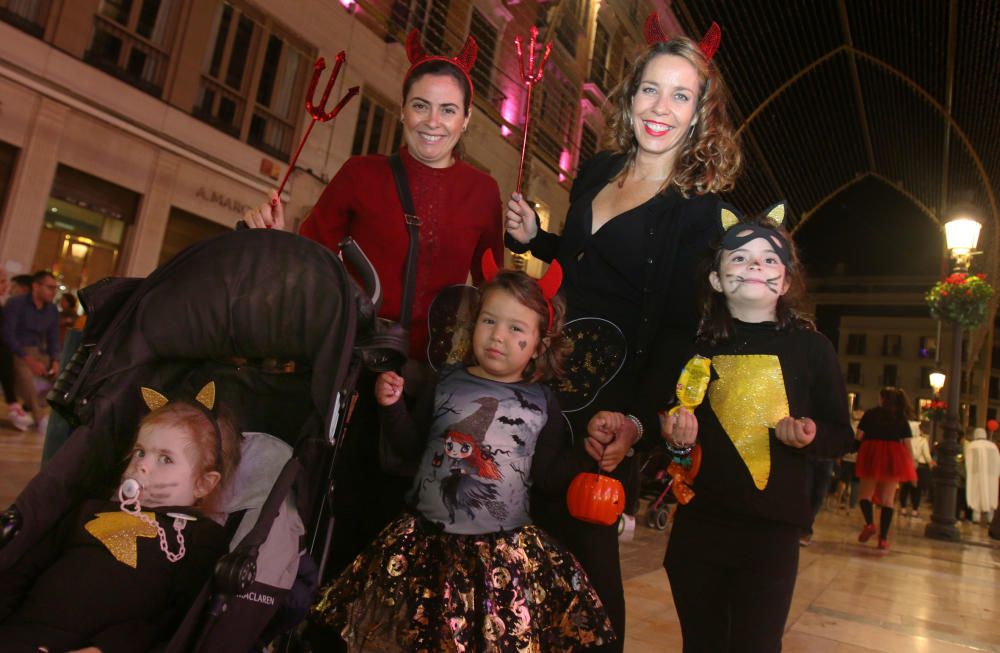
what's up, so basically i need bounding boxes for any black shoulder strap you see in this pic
[388,153,420,327]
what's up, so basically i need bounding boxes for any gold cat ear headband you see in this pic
[719,202,791,266]
[140,382,222,469]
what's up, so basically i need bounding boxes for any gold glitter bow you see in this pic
[85,511,158,568]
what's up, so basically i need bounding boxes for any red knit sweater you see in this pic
[300,147,503,359]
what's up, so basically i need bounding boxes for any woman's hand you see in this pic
[775,416,816,448]
[242,191,286,230]
[660,408,698,447]
[375,371,405,407]
[505,193,538,244]
[584,411,638,472]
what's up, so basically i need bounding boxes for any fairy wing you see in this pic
[426,284,481,370]
[550,317,627,413]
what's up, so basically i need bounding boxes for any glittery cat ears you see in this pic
[643,13,722,61]
[481,250,562,333]
[404,29,478,98]
[721,202,786,231]
[720,202,791,265]
[141,381,216,412]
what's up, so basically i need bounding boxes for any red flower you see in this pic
[977,273,986,280]
[941,290,949,296]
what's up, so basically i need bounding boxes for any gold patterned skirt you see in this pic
[310,512,615,652]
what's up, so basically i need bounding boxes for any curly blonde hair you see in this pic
[603,37,742,195]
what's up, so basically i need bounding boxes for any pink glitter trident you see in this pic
[514,27,552,194]
[272,52,359,204]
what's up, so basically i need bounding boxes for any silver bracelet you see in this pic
[625,414,644,442]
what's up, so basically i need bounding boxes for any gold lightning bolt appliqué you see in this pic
[85,511,158,568]
[709,355,789,490]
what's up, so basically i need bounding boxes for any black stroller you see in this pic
[0,228,400,652]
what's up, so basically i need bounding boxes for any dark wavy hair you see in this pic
[463,270,572,383]
[696,214,813,345]
[402,60,472,115]
[879,387,914,420]
[603,37,742,195]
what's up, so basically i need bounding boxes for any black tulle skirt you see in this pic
[310,512,615,652]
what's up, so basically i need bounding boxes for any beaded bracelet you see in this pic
[664,440,694,457]
[625,414,644,441]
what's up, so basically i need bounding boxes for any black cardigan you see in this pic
[506,151,734,441]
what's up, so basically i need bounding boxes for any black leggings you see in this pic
[899,463,932,510]
[666,510,799,653]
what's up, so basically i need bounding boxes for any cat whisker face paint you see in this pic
[710,236,790,314]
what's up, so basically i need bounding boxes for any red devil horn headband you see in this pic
[643,13,722,61]
[480,251,562,333]
[403,29,478,99]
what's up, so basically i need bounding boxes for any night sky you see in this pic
[793,177,945,279]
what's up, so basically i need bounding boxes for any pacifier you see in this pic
[120,477,141,500]
[116,476,188,563]
[118,477,142,513]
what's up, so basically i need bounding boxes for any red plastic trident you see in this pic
[513,27,552,194]
[272,52,359,205]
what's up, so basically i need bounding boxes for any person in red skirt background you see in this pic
[855,387,917,551]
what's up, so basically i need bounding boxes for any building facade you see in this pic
[810,275,998,434]
[0,0,668,294]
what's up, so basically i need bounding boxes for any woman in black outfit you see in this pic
[505,20,741,650]
[855,387,917,551]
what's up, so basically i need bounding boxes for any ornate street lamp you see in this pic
[927,370,946,453]
[926,215,982,541]
[928,371,947,395]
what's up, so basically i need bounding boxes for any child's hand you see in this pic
[66,648,102,653]
[585,411,636,472]
[775,417,816,448]
[660,407,698,447]
[375,371,405,406]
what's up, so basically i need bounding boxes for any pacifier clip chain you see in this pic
[119,478,188,563]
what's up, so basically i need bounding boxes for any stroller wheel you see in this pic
[652,506,671,531]
[646,507,659,529]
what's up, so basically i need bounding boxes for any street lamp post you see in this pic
[926,216,982,541]
[928,371,946,448]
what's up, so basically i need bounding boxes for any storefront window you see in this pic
[34,165,138,295]
[158,207,228,265]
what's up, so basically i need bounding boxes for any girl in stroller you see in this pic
[310,256,615,651]
[0,382,241,653]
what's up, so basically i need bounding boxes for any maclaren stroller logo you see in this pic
[237,590,277,606]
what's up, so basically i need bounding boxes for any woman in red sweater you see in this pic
[245,32,503,359]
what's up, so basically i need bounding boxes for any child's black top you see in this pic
[0,498,227,653]
[683,320,855,528]
[379,365,592,534]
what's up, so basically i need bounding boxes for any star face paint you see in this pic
[709,236,788,321]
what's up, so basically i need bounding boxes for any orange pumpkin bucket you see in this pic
[566,472,625,526]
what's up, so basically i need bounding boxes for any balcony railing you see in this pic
[0,0,50,38]
[192,75,245,139]
[588,59,610,96]
[248,107,293,161]
[84,14,169,97]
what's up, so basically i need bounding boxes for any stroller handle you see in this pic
[339,237,382,314]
